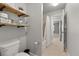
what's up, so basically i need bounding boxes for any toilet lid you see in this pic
[15,52,30,56]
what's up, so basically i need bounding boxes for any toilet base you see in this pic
[15,52,30,56]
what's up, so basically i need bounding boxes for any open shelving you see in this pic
[0,3,29,17]
[0,16,29,28]
[0,22,29,28]
[0,3,30,28]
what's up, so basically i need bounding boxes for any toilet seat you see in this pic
[15,52,30,56]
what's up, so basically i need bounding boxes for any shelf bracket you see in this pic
[18,14,24,17]
[17,26,24,28]
[17,26,20,28]
[0,6,5,11]
[0,24,5,27]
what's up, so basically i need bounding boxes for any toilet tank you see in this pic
[0,39,20,56]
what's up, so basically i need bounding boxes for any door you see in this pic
[54,21,59,35]
[59,10,67,52]
[60,20,62,42]
[64,13,67,52]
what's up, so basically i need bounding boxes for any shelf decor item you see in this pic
[19,20,23,24]
[0,13,8,18]
[18,7,24,11]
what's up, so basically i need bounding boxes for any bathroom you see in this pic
[0,3,43,56]
[1,2,79,56]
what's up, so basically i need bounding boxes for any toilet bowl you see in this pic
[15,52,30,56]
[0,39,30,56]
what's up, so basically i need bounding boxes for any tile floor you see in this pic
[42,34,67,56]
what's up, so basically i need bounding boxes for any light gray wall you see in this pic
[45,10,63,17]
[66,3,79,56]
[0,3,28,52]
[26,3,43,55]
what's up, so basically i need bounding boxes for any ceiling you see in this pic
[43,3,66,14]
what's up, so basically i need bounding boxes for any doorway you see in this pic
[42,14,66,56]
[42,3,67,56]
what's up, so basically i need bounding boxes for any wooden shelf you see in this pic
[0,16,29,28]
[0,3,29,17]
[0,22,29,28]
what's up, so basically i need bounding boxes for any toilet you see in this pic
[0,39,30,56]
